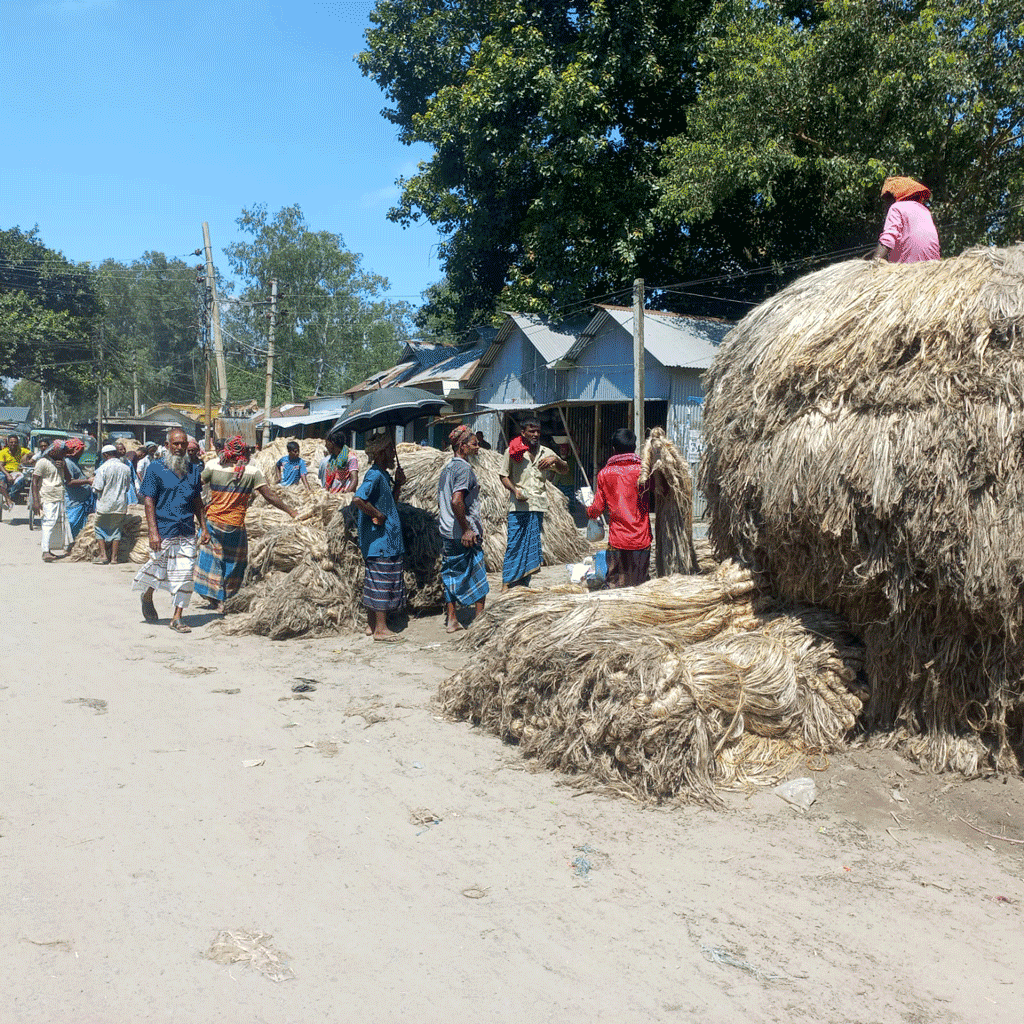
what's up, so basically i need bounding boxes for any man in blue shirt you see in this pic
[275,440,312,492]
[352,432,406,641]
[131,428,205,633]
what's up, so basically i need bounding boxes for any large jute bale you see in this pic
[440,562,864,804]
[639,427,698,576]
[67,505,150,563]
[219,501,444,638]
[395,443,588,571]
[702,244,1024,775]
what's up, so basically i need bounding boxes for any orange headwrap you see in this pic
[64,437,85,457]
[881,176,931,204]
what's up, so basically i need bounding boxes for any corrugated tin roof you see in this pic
[403,345,483,386]
[0,406,31,421]
[343,361,417,395]
[568,307,730,370]
[510,312,589,364]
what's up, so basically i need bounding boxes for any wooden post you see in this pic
[558,405,592,490]
[592,403,601,481]
[633,277,645,450]
[202,221,229,412]
[263,279,277,448]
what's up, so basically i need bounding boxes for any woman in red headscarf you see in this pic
[194,435,298,611]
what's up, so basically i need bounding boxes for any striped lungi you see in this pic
[502,510,543,586]
[441,537,489,607]
[132,534,197,608]
[194,522,248,603]
[362,555,406,611]
[40,499,73,554]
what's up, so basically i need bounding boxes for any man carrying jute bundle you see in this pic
[587,427,651,588]
[498,417,567,590]
[872,176,940,264]
[437,425,488,632]
[352,432,407,641]
[132,428,205,633]
[195,435,298,613]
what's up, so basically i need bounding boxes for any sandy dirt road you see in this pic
[2,510,1022,1024]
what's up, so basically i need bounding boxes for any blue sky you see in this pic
[0,0,443,305]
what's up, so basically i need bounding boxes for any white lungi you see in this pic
[40,499,72,554]
[132,534,197,608]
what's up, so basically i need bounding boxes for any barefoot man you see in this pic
[437,425,488,632]
[132,428,205,633]
[351,432,407,641]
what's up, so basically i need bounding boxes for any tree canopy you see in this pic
[360,0,1024,329]
[0,227,103,402]
[223,204,411,401]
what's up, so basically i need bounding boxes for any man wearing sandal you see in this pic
[131,429,205,633]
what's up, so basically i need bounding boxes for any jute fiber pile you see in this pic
[67,505,149,563]
[440,562,865,804]
[218,499,443,639]
[639,427,698,576]
[394,442,589,571]
[702,244,1024,776]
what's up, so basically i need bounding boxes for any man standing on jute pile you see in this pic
[352,432,407,641]
[498,417,567,590]
[872,176,940,263]
[132,428,205,633]
[437,425,488,632]
[195,434,298,612]
[92,444,132,564]
[587,427,651,588]
[32,440,71,562]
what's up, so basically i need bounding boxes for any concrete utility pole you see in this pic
[263,279,278,448]
[203,318,213,451]
[633,277,645,451]
[96,333,103,444]
[202,222,230,412]
[132,349,140,417]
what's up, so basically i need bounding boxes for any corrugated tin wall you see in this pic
[668,372,707,518]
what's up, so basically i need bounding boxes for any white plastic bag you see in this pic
[586,517,605,543]
[773,777,818,812]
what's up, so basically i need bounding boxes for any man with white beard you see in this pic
[131,428,205,633]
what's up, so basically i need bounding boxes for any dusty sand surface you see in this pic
[2,510,1023,1024]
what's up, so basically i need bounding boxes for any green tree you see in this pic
[658,0,1024,296]
[0,226,103,401]
[223,204,410,401]
[93,253,204,410]
[359,0,704,331]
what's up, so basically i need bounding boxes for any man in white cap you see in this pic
[92,444,132,564]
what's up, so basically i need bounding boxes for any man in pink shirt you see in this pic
[587,427,651,588]
[872,176,940,263]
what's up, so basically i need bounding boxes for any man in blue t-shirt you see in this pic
[131,428,205,633]
[352,433,406,641]
[275,440,312,491]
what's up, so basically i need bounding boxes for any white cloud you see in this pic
[359,184,402,210]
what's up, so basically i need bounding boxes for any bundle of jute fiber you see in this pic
[394,443,588,571]
[701,244,1024,776]
[639,427,698,575]
[218,501,444,638]
[247,485,347,535]
[249,438,336,482]
[67,505,150,563]
[440,562,864,804]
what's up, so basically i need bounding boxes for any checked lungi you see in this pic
[132,534,197,609]
[502,510,543,586]
[362,555,406,611]
[40,499,73,554]
[194,522,248,604]
[441,538,489,607]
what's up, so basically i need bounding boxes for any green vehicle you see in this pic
[30,429,98,470]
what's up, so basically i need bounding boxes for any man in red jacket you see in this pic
[587,427,651,588]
